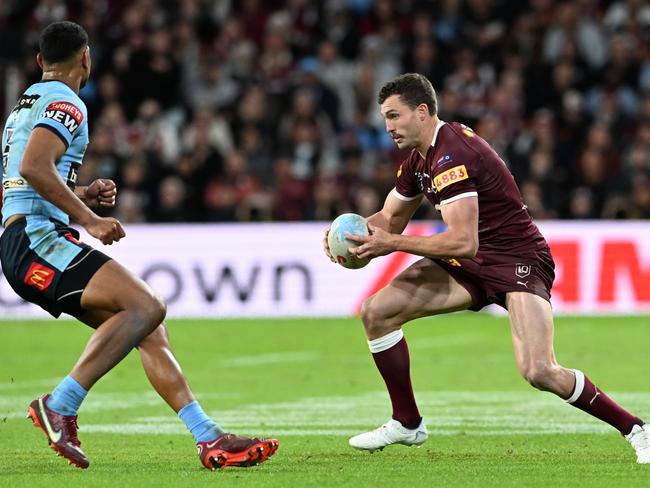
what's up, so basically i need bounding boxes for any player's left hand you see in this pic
[346,224,396,259]
[84,179,117,208]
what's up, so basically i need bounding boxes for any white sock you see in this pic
[565,369,585,403]
[368,329,404,353]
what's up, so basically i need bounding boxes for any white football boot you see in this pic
[349,418,428,452]
[625,424,650,464]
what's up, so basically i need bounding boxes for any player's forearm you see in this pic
[74,186,89,202]
[367,211,390,232]
[392,230,478,259]
[367,210,409,234]
[20,164,95,224]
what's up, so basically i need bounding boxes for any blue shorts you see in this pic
[0,216,111,318]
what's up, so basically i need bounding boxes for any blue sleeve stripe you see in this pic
[33,122,71,149]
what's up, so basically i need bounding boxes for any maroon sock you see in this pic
[370,336,421,429]
[567,370,643,435]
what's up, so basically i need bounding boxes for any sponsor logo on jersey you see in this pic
[443,258,462,267]
[433,165,468,191]
[11,94,41,113]
[3,128,15,171]
[42,101,84,134]
[435,154,453,167]
[415,171,436,194]
[24,262,56,291]
[64,232,81,245]
[2,177,28,190]
[38,397,62,443]
[66,163,80,190]
[515,264,531,278]
[397,164,402,178]
[460,124,475,138]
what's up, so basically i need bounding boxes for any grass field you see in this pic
[1,314,649,487]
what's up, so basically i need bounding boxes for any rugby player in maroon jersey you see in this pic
[323,73,649,463]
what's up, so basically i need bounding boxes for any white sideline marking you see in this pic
[0,391,241,419]
[4,391,650,436]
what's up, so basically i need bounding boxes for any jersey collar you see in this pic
[430,119,446,148]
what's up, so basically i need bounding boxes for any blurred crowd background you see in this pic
[1,0,650,222]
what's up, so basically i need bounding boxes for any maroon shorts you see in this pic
[434,246,555,311]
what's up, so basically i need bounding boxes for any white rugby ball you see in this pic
[328,213,370,269]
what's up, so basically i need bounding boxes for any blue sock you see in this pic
[178,401,224,443]
[46,375,88,416]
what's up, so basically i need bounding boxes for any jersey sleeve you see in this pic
[393,151,423,201]
[33,96,86,149]
[432,155,478,205]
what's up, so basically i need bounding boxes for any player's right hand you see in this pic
[84,216,126,245]
[323,227,335,263]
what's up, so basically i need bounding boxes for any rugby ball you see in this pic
[328,213,370,269]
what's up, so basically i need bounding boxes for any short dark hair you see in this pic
[39,21,88,64]
[378,73,437,115]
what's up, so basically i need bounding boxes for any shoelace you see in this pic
[636,433,650,451]
[61,416,81,446]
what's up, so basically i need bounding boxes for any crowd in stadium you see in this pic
[2,0,650,222]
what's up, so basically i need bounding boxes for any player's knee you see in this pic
[360,297,374,326]
[148,295,167,326]
[135,295,167,332]
[361,297,381,330]
[360,297,397,337]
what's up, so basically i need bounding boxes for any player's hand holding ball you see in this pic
[326,213,371,269]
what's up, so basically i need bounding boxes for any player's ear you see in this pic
[418,104,428,121]
[36,53,44,70]
[81,46,90,69]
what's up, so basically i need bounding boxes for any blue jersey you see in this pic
[2,79,89,226]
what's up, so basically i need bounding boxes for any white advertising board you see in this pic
[1,221,649,318]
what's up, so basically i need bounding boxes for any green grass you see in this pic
[1,315,649,487]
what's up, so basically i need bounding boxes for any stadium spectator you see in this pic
[1,0,649,223]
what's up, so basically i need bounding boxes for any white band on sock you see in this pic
[565,369,585,403]
[368,329,404,353]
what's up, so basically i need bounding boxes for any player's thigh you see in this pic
[366,258,473,324]
[77,308,113,329]
[506,292,557,368]
[80,259,165,316]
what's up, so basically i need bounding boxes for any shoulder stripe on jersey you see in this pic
[33,123,70,149]
[439,191,478,205]
[392,188,422,201]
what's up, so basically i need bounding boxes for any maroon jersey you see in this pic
[395,121,547,259]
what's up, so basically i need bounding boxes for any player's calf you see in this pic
[519,361,573,396]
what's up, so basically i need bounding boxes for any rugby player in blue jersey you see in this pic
[1,21,278,470]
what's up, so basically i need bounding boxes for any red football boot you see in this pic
[27,393,89,469]
[197,433,279,470]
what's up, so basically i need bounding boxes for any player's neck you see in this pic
[41,70,81,94]
[416,116,440,159]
